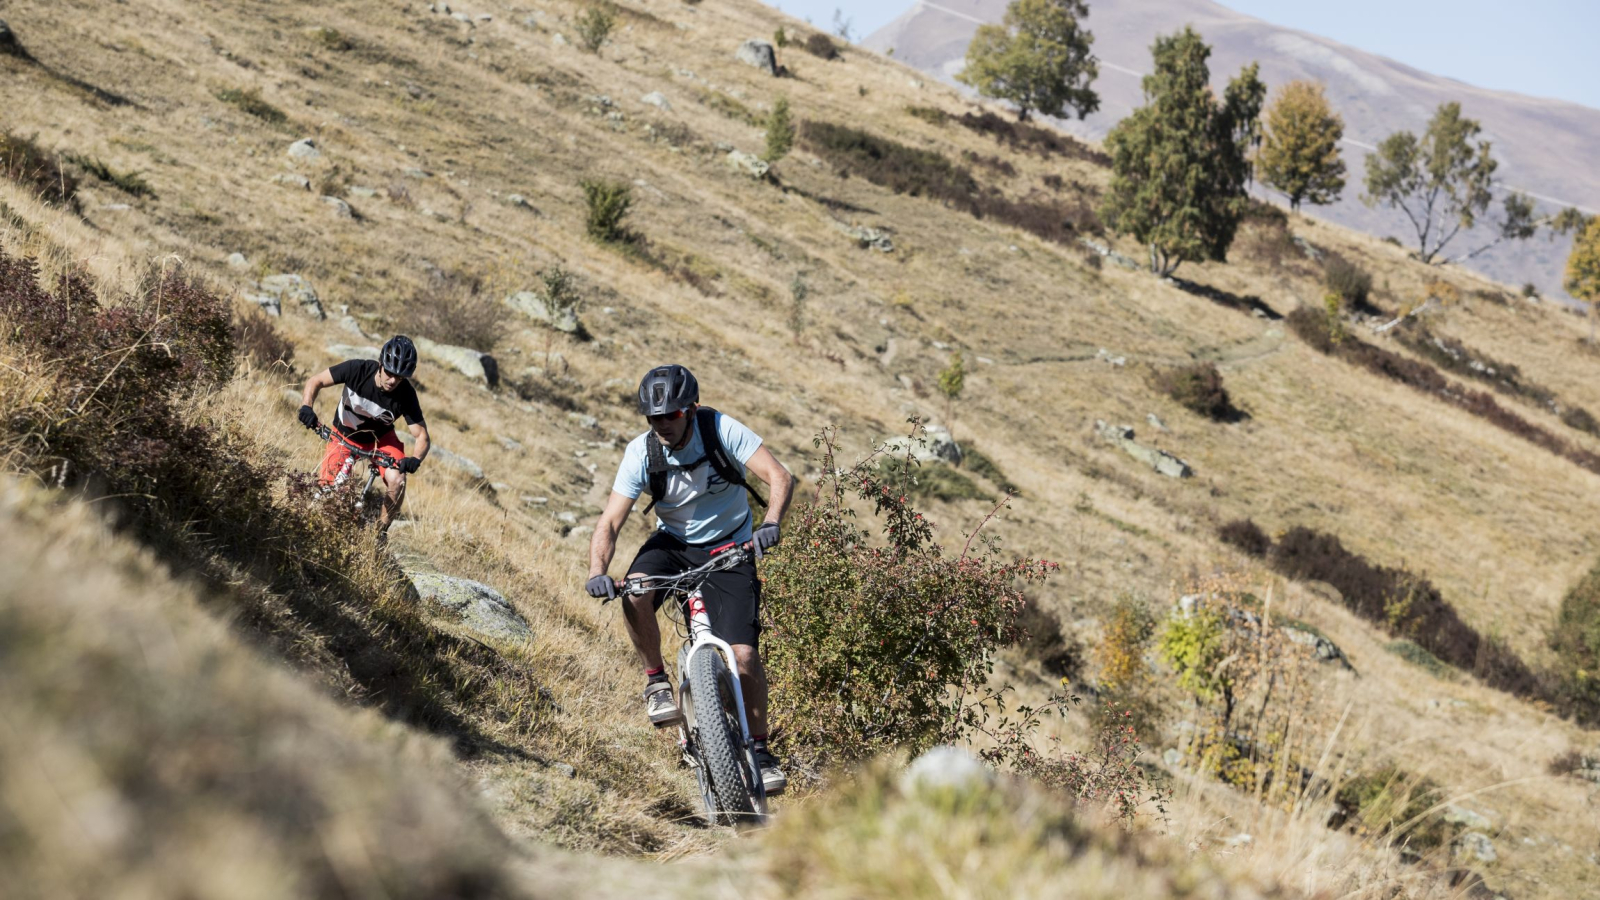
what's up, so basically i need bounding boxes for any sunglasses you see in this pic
[381,369,408,382]
[647,408,687,423]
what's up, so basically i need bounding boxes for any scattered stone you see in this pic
[556,510,578,525]
[567,525,594,540]
[1223,833,1253,848]
[725,149,770,180]
[226,252,249,269]
[414,335,498,387]
[1162,748,1182,768]
[505,291,581,334]
[1291,235,1323,262]
[430,2,451,13]
[490,482,512,494]
[1095,348,1126,367]
[552,763,577,779]
[451,12,472,24]
[271,173,312,190]
[287,138,321,160]
[497,435,524,453]
[476,13,492,22]
[1094,420,1192,478]
[551,32,568,47]
[505,193,532,209]
[881,424,961,465]
[428,446,484,480]
[1453,831,1497,864]
[258,273,325,319]
[405,568,531,642]
[1442,805,1494,832]
[337,315,369,337]
[1282,625,1353,669]
[523,496,548,506]
[735,39,778,76]
[348,185,378,199]
[1147,412,1169,433]
[403,167,431,179]
[245,293,281,316]
[566,412,599,430]
[325,343,380,360]
[901,746,991,794]
[640,91,672,111]
[321,195,354,218]
[99,203,131,211]
[1078,236,1140,270]
[835,221,894,252]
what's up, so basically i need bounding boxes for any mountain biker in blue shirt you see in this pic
[586,365,794,794]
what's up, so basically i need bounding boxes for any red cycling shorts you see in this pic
[318,430,406,485]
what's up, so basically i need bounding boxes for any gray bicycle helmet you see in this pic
[380,335,418,379]
[636,364,699,416]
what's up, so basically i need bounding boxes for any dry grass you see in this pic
[3,0,1600,895]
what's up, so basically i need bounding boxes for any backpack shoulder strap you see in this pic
[641,432,670,515]
[698,407,767,509]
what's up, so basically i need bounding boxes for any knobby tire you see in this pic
[687,646,755,824]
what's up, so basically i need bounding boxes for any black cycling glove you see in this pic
[298,405,318,429]
[398,456,421,474]
[753,522,781,560]
[586,574,617,601]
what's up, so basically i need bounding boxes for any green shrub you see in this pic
[312,26,351,51]
[1384,640,1452,679]
[1323,254,1373,310]
[906,105,950,126]
[959,445,1020,496]
[574,6,615,53]
[1150,362,1237,420]
[761,424,1056,775]
[1217,518,1270,556]
[580,178,632,243]
[697,90,759,125]
[215,87,288,124]
[1330,767,1456,852]
[1551,557,1600,723]
[880,458,992,503]
[0,131,77,208]
[802,33,838,60]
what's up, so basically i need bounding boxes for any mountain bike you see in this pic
[305,422,398,515]
[611,542,768,826]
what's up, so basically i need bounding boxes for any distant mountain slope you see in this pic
[866,0,1600,301]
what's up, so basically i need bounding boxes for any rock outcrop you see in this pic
[1094,420,1191,478]
[882,424,962,465]
[395,549,532,644]
[414,336,498,387]
[734,39,777,76]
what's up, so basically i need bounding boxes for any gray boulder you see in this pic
[882,424,961,465]
[407,570,531,642]
[226,252,249,269]
[1442,805,1494,832]
[414,336,498,387]
[1094,420,1191,478]
[1453,831,1497,864]
[321,195,353,218]
[640,91,672,111]
[244,293,280,317]
[835,221,894,252]
[257,273,324,319]
[287,138,321,160]
[325,344,380,360]
[1283,625,1353,669]
[725,150,771,180]
[271,173,311,190]
[428,446,485,480]
[900,746,992,794]
[505,290,581,334]
[735,39,777,76]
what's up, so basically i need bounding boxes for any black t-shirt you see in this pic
[328,359,425,440]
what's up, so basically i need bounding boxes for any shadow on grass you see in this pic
[1169,276,1282,321]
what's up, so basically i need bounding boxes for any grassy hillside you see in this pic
[3,0,1599,896]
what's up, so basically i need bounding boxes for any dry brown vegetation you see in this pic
[3,0,1600,896]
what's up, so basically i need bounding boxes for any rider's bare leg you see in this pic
[378,468,406,532]
[622,579,665,671]
[732,644,768,736]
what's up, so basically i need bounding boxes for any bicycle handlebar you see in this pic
[612,542,753,598]
[307,422,400,469]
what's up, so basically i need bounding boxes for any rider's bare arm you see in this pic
[301,368,336,406]
[589,490,638,577]
[409,422,430,462]
[743,446,794,526]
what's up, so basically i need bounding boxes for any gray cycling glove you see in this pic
[753,522,781,560]
[586,574,617,601]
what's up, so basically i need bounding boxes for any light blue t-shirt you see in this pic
[613,411,764,545]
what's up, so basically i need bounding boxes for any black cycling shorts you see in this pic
[627,530,761,648]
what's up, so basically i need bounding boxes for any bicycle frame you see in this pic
[615,543,767,822]
[308,423,397,511]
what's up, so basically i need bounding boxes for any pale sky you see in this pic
[759,0,1600,110]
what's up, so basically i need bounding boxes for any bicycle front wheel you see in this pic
[687,646,756,824]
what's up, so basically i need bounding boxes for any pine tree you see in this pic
[764,96,795,164]
[1099,27,1263,277]
[1257,80,1346,210]
[956,0,1099,122]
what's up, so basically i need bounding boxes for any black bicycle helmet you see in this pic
[380,335,418,379]
[636,364,699,416]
